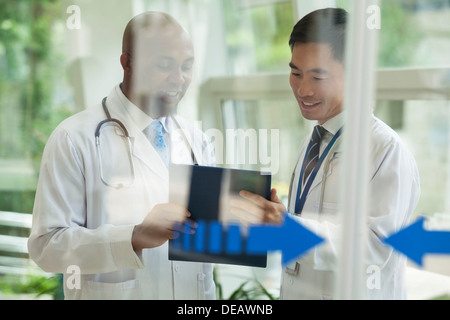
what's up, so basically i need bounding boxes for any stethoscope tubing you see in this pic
[96,97,199,188]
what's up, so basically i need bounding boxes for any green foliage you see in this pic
[0,1,68,299]
[0,0,68,161]
[222,0,293,73]
[250,2,293,72]
[430,293,450,300]
[377,2,424,67]
[214,269,278,300]
[226,278,278,300]
[0,192,35,214]
[0,274,61,299]
[0,0,73,209]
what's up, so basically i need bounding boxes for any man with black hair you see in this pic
[239,8,420,299]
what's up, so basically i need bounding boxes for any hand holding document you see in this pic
[230,189,286,225]
[168,164,271,267]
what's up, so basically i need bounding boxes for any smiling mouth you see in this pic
[301,101,321,108]
[161,91,179,98]
[158,91,182,106]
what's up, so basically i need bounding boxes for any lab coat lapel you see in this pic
[132,130,169,179]
[307,160,327,194]
[171,115,203,165]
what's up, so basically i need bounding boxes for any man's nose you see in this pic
[297,81,314,98]
[168,69,186,87]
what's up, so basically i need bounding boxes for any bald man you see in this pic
[28,12,216,300]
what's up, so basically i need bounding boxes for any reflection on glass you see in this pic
[221,98,308,206]
[375,100,450,219]
[222,0,295,75]
[378,0,450,68]
[375,100,450,291]
[0,1,73,214]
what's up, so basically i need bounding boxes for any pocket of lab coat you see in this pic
[81,279,140,300]
[312,200,338,213]
[320,201,338,212]
[313,201,340,225]
[318,152,341,208]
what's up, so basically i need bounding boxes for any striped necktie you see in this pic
[144,120,169,167]
[303,125,327,183]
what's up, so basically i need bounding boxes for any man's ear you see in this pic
[120,53,132,75]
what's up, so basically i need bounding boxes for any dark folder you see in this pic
[168,164,271,267]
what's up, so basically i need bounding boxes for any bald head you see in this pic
[120,12,194,118]
[122,12,187,57]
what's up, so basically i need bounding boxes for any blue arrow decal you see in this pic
[247,214,325,266]
[383,217,450,266]
[173,214,324,267]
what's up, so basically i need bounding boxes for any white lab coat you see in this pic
[281,113,420,300]
[28,85,216,300]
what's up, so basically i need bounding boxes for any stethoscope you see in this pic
[95,97,198,189]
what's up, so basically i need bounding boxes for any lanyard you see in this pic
[294,128,343,214]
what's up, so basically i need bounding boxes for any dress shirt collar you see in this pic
[320,111,345,136]
[115,84,171,133]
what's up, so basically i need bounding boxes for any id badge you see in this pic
[285,261,299,276]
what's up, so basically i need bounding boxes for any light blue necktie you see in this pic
[144,120,169,167]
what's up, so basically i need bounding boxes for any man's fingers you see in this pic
[264,212,282,224]
[239,190,282,213]
[230,198,264,218]
[168,230,178,240]
[239,189,285,224]
[270,188,282,204]
[163,203,191,218]
[229,205,264,225]
[239,190,268,208]
[171,219,198,234]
